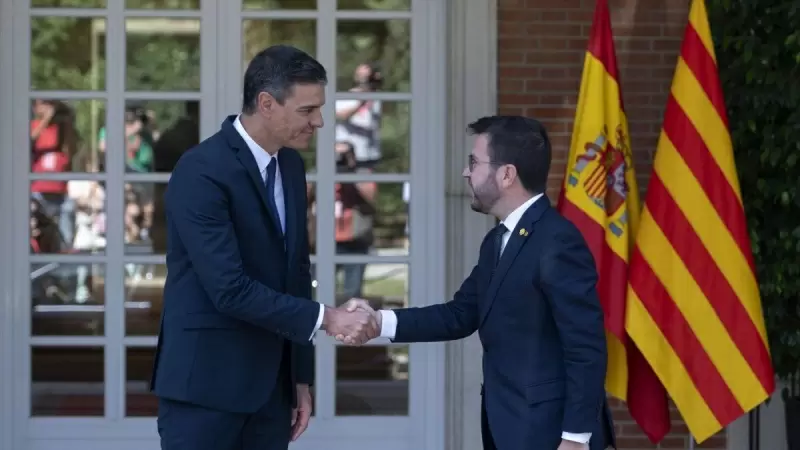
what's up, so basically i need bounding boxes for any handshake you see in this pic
[320,299,380,345]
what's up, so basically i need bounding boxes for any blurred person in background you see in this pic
[30,99,78,248]
[333,141,376,299]
[335,63,383,170]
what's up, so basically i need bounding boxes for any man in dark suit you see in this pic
[151,45,378,450]
[342,116,615,450]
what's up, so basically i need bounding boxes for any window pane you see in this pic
[123,182,165,255]
[336,345,408,415]
[126,347,157,416]
[243,0,316,9]
[30,98,106,174]
[115,99,200,174]
[334,100,408,173]
[331,263,407,308]
[33,0,106,7]
[31,263,106,336]
[125,264,165,336]
[242,19,317,63]
[31,346,104,416]
[337,0,410,10]
[31,17,106,91]
[329,182,409,259]
[30,180,107,255]
[336,20,410,92]
[126,0,200,9]
[125,18,201,91]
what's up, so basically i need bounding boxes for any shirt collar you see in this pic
[233,114,276,174]
[501,193,544,232]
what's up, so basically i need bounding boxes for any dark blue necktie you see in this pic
[491,223,507,268]
[265,158,283,235]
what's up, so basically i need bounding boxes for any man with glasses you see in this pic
[341,116,615,450]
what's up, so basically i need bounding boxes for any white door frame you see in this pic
[1,0,447,449]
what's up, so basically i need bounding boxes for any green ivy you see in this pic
[709,0,800,388]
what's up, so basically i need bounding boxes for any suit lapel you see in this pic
[222,116,284,237]
[479,198,550,326]
[278,150,298,264]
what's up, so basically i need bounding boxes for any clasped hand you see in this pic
[323,299,380,345]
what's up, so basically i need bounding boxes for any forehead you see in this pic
[471,134,490,157]
[285,83,326,107]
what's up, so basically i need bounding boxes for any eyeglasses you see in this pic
[467,155,503,172]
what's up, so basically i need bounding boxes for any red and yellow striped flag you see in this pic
[625,0,775,443]
[557,0,670,442]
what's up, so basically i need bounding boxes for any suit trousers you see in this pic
[158,348,293,450]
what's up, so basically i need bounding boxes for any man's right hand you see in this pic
[321,305,378,345]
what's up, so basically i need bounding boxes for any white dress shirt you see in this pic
[233,116,325,342]
[379,193,591,444]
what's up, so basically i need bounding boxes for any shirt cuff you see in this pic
[561,432,591,444]
[309,303,325,341]
[379,310,397,339]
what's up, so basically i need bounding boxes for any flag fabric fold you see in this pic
[625,0,775,443]
[557,0,670,443]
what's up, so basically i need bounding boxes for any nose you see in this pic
[462,166,470,177]
[311,110,324,128]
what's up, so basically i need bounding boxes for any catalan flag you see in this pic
[625,0,775,443]
[557,0,670,442]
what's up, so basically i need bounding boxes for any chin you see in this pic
[289,137,313,150]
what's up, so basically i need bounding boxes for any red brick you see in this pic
[496,0,726,448]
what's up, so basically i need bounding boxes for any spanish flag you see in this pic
[556,0,670,442]
[625,0,775,443]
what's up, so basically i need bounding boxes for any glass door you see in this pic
[9,0,446,449]
[224,1,446,448]
[14,0,217,448]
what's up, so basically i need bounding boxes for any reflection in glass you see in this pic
[330,182,409,260]
[33,0,105,6]
[29,98,106,174]
[336,20,410,92]
[337,0,410,10]
[31,263,106,336]
[31,17,106,91]
[304,182,317,256]
[242,19,316,67]
[101,100,199,174]
[243,0,316,9]
[31,346,104,416]
[126,0,200,9]
[334,101,409,173]
[336,345,408,415]
[333,263,407,308]
[125,18,201,91]
[126,347,157,416]
[125,264,166,336]
[30,179,106,255]
[124,182,167,255]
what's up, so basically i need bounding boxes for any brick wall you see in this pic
[496,0,728,449]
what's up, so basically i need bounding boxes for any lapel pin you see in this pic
[519,228,529,236]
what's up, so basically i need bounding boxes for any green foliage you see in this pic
[708,0,800,387]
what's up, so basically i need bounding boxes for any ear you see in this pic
[500,164,517,188]
[257,92,276,114]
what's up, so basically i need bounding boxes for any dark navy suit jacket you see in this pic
[392,199,615,450]
[150,116,320,414]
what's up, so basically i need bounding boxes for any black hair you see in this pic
[467,115,551,194]
[242,45,327,113]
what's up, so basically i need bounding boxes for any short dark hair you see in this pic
[242,45,327,113]
[467,115,551,194]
